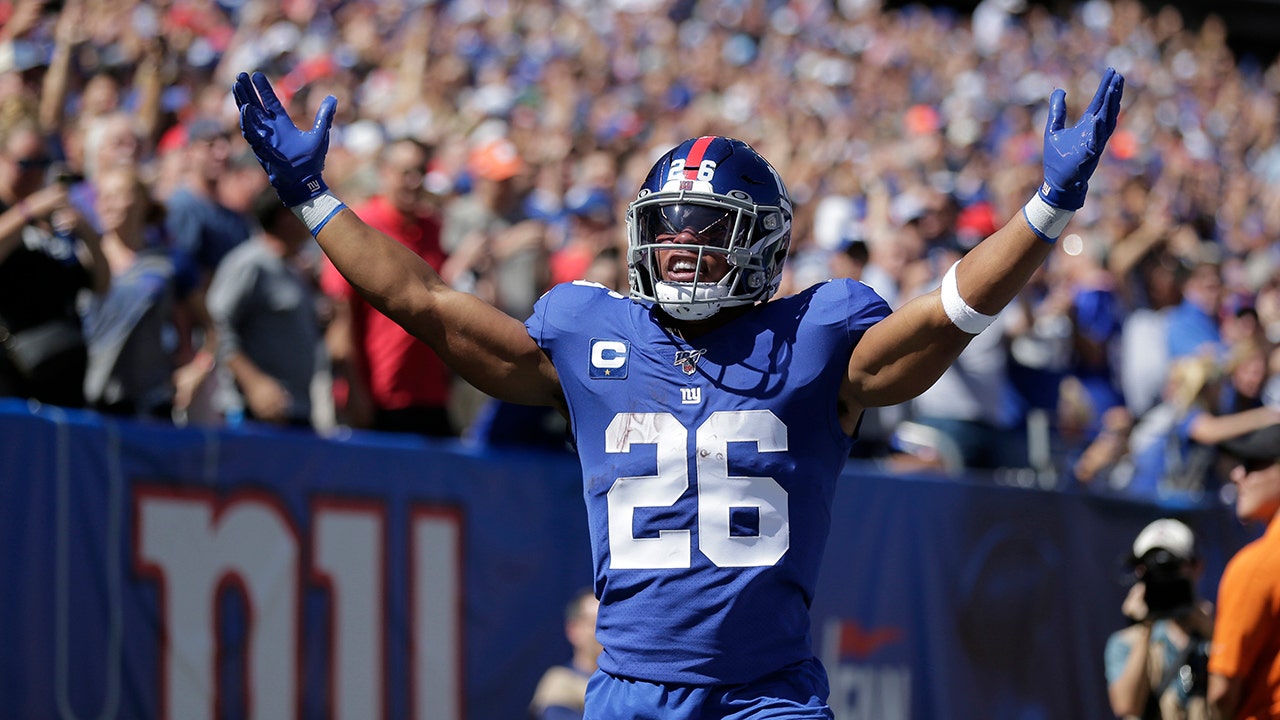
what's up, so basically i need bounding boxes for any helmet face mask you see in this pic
[639,203,741,248]
[626,136,792,322]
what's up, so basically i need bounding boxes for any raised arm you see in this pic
[843,68,1124,415]
[233,72,561,409]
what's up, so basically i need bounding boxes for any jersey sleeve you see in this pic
[832,278,893,341]
[525,281,619,355]
[1207,546,1266,678]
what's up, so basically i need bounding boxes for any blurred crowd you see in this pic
[2,0,1278,503]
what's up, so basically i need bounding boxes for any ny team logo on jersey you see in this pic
[674,348,705,376]
[589,339,629,379]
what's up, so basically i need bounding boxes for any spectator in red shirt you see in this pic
[322,137,454,437]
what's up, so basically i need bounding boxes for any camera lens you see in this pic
[1138,549,1182,580]
[1144,576,1194,616]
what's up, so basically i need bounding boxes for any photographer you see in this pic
[0,117,108,407]
[1105,519,1215,720]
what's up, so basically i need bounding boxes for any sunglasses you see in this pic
[16,156,54,170]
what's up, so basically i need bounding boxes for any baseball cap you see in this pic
[1219,424,1280,463]
[467,138,524,181]
[1129,519,1196,564]
[564,186,612,224]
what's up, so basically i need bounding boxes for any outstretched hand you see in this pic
[1039,67,1124,211]
[233,72,338,207]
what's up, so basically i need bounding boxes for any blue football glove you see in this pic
[233,71,337,207]
[1039,67,1124,211]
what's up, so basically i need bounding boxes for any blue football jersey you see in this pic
[525,279,891,685]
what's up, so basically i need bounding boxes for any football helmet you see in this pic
[626,136,793,321]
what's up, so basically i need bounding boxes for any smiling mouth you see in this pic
[665,256,706,283]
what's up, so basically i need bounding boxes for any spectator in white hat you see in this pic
[1104,518,1214,720]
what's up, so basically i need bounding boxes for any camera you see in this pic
[1137,550,1194,618]
[52,166,84,186]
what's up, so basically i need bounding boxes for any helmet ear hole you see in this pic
[728,247,753,266]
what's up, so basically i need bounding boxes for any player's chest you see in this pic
[565,328,831,418]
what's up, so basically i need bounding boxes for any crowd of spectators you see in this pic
[2,0,1278,504]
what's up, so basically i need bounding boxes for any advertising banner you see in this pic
[0,401,1250,719]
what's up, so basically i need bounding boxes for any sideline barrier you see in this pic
[0,400,1252,719]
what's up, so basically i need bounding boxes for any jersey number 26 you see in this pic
[605,410,789,570]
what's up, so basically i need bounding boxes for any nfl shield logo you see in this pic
[674,349,705,376]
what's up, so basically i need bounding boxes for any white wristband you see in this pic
[941,261,996,334]
[290,192,347,236]
[1022,193,1074,242]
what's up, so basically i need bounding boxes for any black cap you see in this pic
[1220,423,1280,462]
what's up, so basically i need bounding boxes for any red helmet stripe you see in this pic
[682,136,716,179]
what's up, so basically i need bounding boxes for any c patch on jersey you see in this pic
[589,338,629,379]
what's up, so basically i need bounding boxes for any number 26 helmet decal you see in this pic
[626,136,793,321]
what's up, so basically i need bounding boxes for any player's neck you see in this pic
[662,304,751,342]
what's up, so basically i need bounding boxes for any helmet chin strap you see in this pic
[655,281,733,320]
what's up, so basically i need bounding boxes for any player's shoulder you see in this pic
[776,278,891,329]
[540,280,631,311]
[818,277,890,304]
[530,281,635,344]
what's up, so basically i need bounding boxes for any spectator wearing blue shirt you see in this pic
[1124,357,1280,502]
[164,118,252,278]
[1166,258,1223,362]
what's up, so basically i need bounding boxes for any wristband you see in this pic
[940,261,996,334]
[290,191,347,236]
[1022,192,1074,243]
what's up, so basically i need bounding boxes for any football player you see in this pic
[234,67,1123,718]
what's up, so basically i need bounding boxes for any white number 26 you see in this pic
[604,410,789,570]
